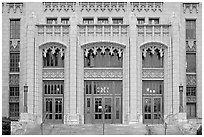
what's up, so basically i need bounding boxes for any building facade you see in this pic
[2,2,202,125]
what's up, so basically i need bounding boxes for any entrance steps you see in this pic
[149,124,183,135]
[25,123,148,135]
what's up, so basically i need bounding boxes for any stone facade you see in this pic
[2,2,202,127]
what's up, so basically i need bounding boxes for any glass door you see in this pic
[104,97,112,123]
[94,97,103,123]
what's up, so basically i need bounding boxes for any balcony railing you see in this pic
[37,24,69,43]
[137,24,170,43]
[78,24,128,44]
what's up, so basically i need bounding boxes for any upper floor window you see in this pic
[142,47,164,68]
[186,53,196,73]
[47,18,57,24]
[42,46,65,67]
[84,46,123,68]
[83,18,94,24]
[112,18,123,24]
[61,18,69,24]
[97,18,109,24]
[149,18,159,24]
[10,53,20,72]
[10,19,20,39]
[137,18,145,25]
[186,20,196,39]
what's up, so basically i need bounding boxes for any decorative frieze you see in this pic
[6,3,23,13]
[43,2,76,12]
[79,2,127,12]
[131,2,163,12]
[84,69,123,79]
[9,74,19,86]
[186,40,196,52]
[186,96,196,103]
[10,39,20,52]
[183,3,199,13]
[142,69,164,78]
[43,69,64,79]
[9,97,19,103]
[186,74,196,86]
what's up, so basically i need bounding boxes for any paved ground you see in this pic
[25,123,188,135]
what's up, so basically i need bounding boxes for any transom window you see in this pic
[61,18,69,24]
[97,18,109,24]
[83,18,94,24]
[137,18,145,24]
[43,81,64,95]
[142,80,164,94]
[112,18,123,24]
[47,18,57,24]
[149,18,159,24]
[10,19,20,39]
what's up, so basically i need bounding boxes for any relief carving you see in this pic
[9,74,19,86]
[131,2,163,12]
[142,69,164,78]
[183,3,199,13]
[6,3,23,13]
[186,74,196,86]
[43,69,64,79]
[43,2,76,12]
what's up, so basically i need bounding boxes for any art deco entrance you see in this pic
[84,81,122,124]
[43,81,64,123]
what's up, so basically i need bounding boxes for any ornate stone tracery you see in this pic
[84,69,122,79]
[79,2,127,12]
[183,3,199,13]
[141,45,165,58]
[186,40,196,52]
[43,2,76,12]
[131,2,163,12]
[42,46,65,58]
[6,3,23,13]
[142,69,164,78]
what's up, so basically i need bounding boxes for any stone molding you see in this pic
[186,74,196,86]
[5,3,23,13]
[142,68,164,78]
[9,74,19,86]
[131,2,163,12]
[79,2,127,12]
[183,3,199,13]
[43,68,64,79]
[84,68,123,79]
[43,2,76,12]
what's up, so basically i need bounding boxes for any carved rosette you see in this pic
[131,2,163,12]
[142,69,164,78]
[186,40,196,52]
[183,3,199,13]
[9,74,19,86]
[43,2,76,12]
[186,74,196,86]
[79,2,127,12]
[186,96,196,103]
[84,69,122,79]
[43,69,64,79]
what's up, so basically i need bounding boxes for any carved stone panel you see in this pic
[186,96,196,103]
[43,2,76,12]
[186,40,196,52]
[43,69,64,79]
[142,69,164,78]
[131,2,163,12]
[183,3,199,14]
[84,69,123,79]
[10,39,20,52]
[6,3,23,13]
[186,74,196,86]
[9,74,19,86]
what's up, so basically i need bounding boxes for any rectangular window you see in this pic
[186,53,196,72]
[186,20,196,39]
[97,18,109,24]
[43,81,64,95]
[142,80,164,94]
[83,18,94,24]
[9,87,19,97]
[10,53,20,72]
[137,18,145,24]
[149,18,159,24]
[112,18,123,24]
[186,87,196,96]
[61,18,69,24]
[187,103,196,118]
[10,19,20,39]
[47,18,57,24]
[9,103,19,118]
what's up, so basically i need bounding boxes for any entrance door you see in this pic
[143,97,162,124]
[44,97,63,123]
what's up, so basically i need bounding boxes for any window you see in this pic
[97,18,109,24]
[142,80,164,94]
[83,18,94,24]
[43,47,64,67]
[142,49,163,68]
[10,19,20,39]
[43,81,64,95]
[186,87,196,96]
[47,18,57,24]
[186,53,196,72]
[10,53,20,72]
[137,18,145,24]
[61,18,69,24]
[187,103,196,118]
[149,18,159,24]
[112,18,123,24]
[9,87,19,97]
[186,20,196,39]
[9,103,19,118]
